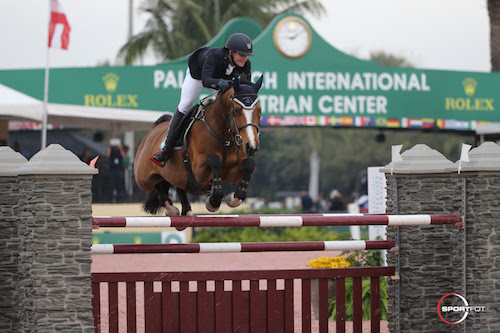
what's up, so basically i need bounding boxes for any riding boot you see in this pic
[151,109,184,167]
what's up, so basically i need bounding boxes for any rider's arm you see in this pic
[200,54,225,90]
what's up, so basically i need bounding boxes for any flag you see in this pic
[48,0,71,49]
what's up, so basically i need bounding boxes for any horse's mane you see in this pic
[153,114,172,128]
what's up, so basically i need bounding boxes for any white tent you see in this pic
[0,84,165,131]
[0,84,43,122]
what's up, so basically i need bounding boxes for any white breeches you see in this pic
[178,68,219,114]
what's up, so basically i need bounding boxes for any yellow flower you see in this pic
[307,255,351,269]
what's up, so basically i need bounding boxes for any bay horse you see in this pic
[134,75,263,216]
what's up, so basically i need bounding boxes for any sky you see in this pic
[0,0,491,72]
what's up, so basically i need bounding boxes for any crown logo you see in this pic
[103,73,120,93]
[462,77,477,97]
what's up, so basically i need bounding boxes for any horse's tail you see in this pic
[142,180,171,215]
[153,114,172,128]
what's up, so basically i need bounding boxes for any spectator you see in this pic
[355,170,369,210]
[122,145,133,202]
[314,193,327,213]
[300,190,314,213]
[106,138,126,203]
[80,148,92,164]
[328,189,345,212]
[13,140,30,159]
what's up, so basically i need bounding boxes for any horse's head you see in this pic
[224,75,263,157]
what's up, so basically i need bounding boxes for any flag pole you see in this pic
[42,1,51,150]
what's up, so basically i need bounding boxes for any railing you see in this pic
[92,267,395,333]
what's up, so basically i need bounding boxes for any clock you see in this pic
[273,16,313,59]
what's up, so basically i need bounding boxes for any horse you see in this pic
[134,75,264,216]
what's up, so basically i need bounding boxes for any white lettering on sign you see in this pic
[259,94,387,114]
[259,95,313,113]
[253,71,278,90]
[287,71,430,92]
[153,70,185,89]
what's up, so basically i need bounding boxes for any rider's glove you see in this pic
[218,79,232,92]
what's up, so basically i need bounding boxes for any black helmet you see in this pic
[225,33,255,56]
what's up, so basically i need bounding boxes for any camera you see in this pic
[110,138,121,146]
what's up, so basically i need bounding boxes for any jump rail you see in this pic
[91,240,397,254]
[92,213,462,228]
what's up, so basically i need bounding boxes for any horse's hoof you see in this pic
[164,203,180,216]
[205,197,220,212]
[175,226,187,231]
[225,192,242,208]
[185,210,193,216]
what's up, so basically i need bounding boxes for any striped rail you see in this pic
[91,240,396,254]
[92,213,462,228]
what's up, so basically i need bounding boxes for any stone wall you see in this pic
[382,142,500,333]
[0,147,27,332]
[0,145,97,333]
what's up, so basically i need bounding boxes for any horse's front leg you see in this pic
[205,155,223,212]
[225,158,256,207]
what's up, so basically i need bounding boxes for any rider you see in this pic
[151,33,256,167]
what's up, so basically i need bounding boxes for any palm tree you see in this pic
[118,0,324,64]
[489,0,500,71]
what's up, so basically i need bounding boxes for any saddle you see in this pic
[172,97,214,150]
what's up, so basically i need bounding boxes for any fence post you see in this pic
[16,144,97,332]
[381,144,461,332]
[0,147,28,332]
[446,141,500,331]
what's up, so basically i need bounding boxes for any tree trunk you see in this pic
[489,0,500,71]
[308,151,319,201]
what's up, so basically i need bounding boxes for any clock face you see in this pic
[273,16,312,59]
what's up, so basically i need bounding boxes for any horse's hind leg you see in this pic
[155,180,180,216]
[225,158,256,207]
[205,155,223,212]
[176,188,193,216]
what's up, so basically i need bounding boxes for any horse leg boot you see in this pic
[151,109,184,167]
[225,158,256,207]
[205,155,223,212]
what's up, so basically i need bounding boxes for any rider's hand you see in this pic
[218,79,232,92]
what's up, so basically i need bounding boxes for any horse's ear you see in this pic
[233,76,240,93]
[254,75,264,92]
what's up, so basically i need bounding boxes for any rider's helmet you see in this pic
[225,33,255,56]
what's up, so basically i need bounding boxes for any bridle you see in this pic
[195,87,261,159]
[212,89,260,157]
[228,93,260,149]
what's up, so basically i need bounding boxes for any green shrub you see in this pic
[327,249,388,321]
[191,226,350,243]
[329,276,388,321]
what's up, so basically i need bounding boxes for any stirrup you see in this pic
[150,151,167,167]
